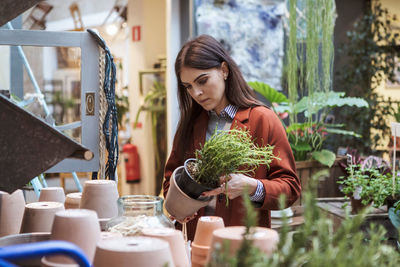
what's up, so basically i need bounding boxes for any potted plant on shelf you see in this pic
[164,127,279,221]
[337,155,392,214]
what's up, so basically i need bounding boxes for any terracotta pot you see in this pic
[164,166,212,221]
[39,187,66,204]
[93,236,174,267]
[191,252,207,266]
[175,158,213,199]
[43,209,101,265]
[207,226,279,262]
[142,228,189,267]
[64,192,82,209]
[193,216,224,247]
[191,243,210,258]
[80,180,119,219]
[20,202,64,233]
[0,190,26,237]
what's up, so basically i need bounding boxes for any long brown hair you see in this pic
[174,34,264,161]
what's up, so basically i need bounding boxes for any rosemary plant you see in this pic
[191,128,279,189]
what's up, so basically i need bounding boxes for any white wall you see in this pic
[166,0,181,154]
[124,0,166,196]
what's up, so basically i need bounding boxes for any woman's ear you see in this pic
[221,62,229,80]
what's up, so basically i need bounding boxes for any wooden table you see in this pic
[271,206,305,231]
[316,197,397,241]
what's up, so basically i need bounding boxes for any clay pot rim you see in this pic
[84,180,115,186]
[26,202,64,209]
[41,187,64,191]
[55,209,98,218]
[198,216,224,223]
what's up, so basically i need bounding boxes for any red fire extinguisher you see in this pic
[123,142,141,183]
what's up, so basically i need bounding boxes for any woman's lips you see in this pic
[199,98,209,104]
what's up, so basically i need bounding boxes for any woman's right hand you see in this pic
[170,212,198,224]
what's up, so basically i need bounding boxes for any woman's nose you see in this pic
[193,87,203,97]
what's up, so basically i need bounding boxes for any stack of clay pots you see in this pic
[80,180,119,230]
[19,187,67,234]
[191,216,225,267]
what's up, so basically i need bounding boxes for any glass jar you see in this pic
[106,195,174,236]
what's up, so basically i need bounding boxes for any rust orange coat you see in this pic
[163,106,301,241]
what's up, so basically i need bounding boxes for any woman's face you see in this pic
[180,63,229,114]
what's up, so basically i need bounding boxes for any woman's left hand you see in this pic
[201,173,258,200]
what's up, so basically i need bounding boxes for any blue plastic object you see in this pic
[0,240,90,267]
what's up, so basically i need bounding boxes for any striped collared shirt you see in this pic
[206,104,265,203]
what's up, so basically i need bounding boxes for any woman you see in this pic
[163,34,300,241]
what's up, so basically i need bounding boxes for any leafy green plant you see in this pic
[189,128,279,189]
[338,164,392,207]
[250,81,367,167]
[249,0,368,167]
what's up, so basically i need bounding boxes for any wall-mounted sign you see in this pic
[132,25,141,42]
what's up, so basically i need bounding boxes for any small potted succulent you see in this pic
[165,127,279,221]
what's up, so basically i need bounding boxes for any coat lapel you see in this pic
[230,107,251,130]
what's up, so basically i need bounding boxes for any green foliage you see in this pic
[115,88,129,127]
[209,170,400,266]
[249,0,366,167]
[338,165,393,207]
[248,81,288,104]
[311,149,336,168]
[333,1,400,154]
[192,128,279,189]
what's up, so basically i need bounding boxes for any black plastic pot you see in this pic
[175,158,213,199]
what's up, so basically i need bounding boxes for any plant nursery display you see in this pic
[248,0,368,168]
[209,173,400,267]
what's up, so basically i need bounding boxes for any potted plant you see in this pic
[176,127,279,200]
[164,127,279,221]
[338,156,392,214]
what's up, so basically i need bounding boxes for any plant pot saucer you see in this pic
[165,166,213,221]
[175,158,213,199]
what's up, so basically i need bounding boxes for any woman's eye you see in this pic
[198,78,208,85]
[184,85,192,90]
